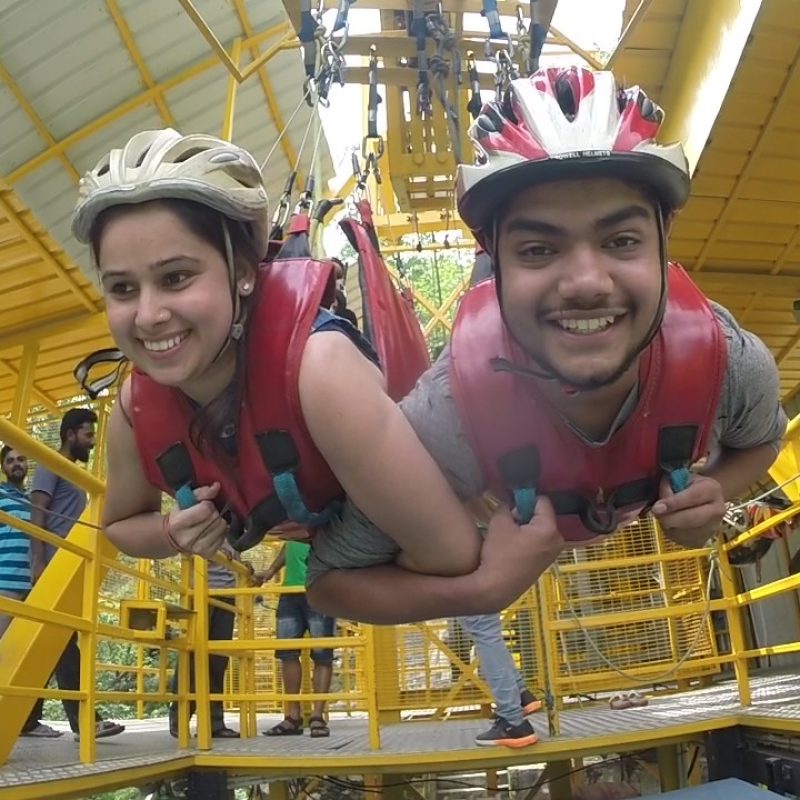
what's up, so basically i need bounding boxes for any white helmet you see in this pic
[457,67,690,237]
[72,128,269,255]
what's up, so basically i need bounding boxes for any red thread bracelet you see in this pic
[162,514,191,556]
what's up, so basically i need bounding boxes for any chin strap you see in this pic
[489,356,581,395]
[207,218,247,366]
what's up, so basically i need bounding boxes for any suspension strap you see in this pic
[466,51,483,120]
[481,0,506,40]
[366,45,382,140]
[410,0,432,118]
[299,0,323,82]
[529,0,548,73]
[333,0,356,33]
[426,5,462,163]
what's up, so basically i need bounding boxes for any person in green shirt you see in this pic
[257,541,335,737]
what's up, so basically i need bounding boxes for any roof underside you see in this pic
[3,0,800,414]
[0,0,332,412]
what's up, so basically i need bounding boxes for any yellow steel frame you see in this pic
[6,22,292,187]
[0,409,799,793]
[105,0,176,127]
[4,3,800,796]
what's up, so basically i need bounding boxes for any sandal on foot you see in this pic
[263,717,303,736]
[627,691,649,708]
[609,693,633,710]
[309,716,330,738]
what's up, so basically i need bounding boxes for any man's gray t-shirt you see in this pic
[31,465,87,564]
[307,303,788,583]
[208,561,236,590]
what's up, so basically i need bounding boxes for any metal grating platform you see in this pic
[2,672,800,798]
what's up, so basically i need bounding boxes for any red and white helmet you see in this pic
[456,67,690,236]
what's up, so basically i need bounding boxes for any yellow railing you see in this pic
[1,410,800,766]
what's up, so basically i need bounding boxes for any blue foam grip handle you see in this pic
[512,487,537,525]
[273,472,340,527]
[668,467,691,493]
[175,484,197,510]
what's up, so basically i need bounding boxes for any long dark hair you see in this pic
[90,198,262,455]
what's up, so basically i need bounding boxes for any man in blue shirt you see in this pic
[1,445,64,738]
[0,446,32,636]
[23,408,125,741]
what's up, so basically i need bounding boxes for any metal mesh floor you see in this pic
[2,671,799,795]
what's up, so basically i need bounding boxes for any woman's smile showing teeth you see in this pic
[141,332,188,353]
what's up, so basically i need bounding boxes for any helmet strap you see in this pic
[210,218,246,365]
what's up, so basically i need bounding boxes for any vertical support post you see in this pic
[77,493,103,764]
[136,645,145,719]
[717,546,751,705]
[221,38,242,141]
[92,400,110,480]
[548,760,574,800]
[370,623,401,724]
[655,525,682,664]
[657,745,681,792]
[362,625,382,749]
[537,578,560,735]
[10,342,39,427]
[176,555,193,748]
[194,556,212,750]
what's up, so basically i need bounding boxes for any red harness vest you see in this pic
[450,263,727,542]
[130,258,342,550]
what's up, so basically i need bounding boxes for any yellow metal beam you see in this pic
[178,0,294,85]
[0,354,60,414]
[232,0,300,174]
[0,182,99,313]
[221,38,243,141]
[549,26,603,70]
[606,0,657,70]
[381,241,476,255]
[658,0,763,176]
[178,0,243,80]
[105,0,176,127]
[9,342,39,425]
[0,59,81,182]
[6,23,290,185]
[0,418,104,495]
[0,310,105,351]
[692,45,800,273]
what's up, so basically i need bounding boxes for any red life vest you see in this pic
[130,258,343,550]
[449,263,727,542]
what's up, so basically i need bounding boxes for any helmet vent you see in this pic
[174,147,205,164]
[554,74,578,122]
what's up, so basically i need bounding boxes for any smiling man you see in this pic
[307,66,786,634]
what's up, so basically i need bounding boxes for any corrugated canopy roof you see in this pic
[0,0,333,413]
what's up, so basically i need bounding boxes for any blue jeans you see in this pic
[459,613,527,726]
[276,594,335,664]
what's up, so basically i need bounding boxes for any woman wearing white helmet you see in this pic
[74,128,561,621]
